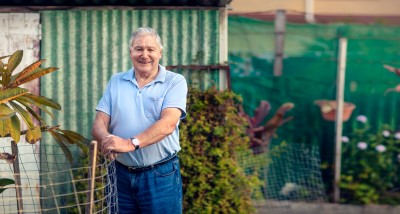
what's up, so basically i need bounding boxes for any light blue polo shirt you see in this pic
[95,65,187,167]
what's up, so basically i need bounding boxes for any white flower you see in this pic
[280,182,299,196]
[382,130,390,137]
[395,132,400,140]
[357,142,368,150]
[341,136,350,143]
[397,154,400,162]
[356,115,367,123]
[375,145,386,152]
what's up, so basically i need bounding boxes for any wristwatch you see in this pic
[130,138,140,151]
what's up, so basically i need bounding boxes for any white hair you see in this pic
[129,27,163,50]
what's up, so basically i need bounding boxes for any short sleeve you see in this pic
[162,74,188,119]
[95,76,114,116]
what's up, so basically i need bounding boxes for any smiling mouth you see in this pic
[138,59,153,64]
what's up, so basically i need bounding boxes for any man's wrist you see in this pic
[130,137,140,151]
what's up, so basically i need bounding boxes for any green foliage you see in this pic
[0,50,88,163]
[340,117,400,205]
[179,87,259,213]
[0,178,15,194]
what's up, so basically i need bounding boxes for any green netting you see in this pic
[228,15,400,196]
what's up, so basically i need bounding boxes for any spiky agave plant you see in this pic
[0,50,88,164]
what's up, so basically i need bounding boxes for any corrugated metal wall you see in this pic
[39,9,220,210]
[40,9,220,140]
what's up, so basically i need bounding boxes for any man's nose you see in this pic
[142,50,149,57]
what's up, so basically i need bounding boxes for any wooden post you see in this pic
[219,7,228,90]
[333,38,348,203]
[11,141,24,214]
[88,141,98,214]
[273,10,286,76]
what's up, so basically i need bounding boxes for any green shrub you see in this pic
[340,115,400,205]
[179,87,258,213]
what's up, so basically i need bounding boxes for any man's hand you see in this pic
[100,135,134,159]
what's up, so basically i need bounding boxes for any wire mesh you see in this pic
[0,143,117,214]
[236,141,327,214]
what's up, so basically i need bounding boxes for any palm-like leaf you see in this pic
[0,104,16,120]
[9,59,46,86]
[11,67,58,87]
[9,115,20,143]
[0,88,29,104]
[15,96,55,119]
[59,129,89,154]
[49,130,73,164]
[2,50,23,85]
[23,93,61,110]
[0,119,10,137]
[0,178,15,194]
[0,50,88,165]
[8,101,34,129]
[6,50,23,73]
[15,99,46,124]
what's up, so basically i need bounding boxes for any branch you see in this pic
[2,125,60,138]
[0,152,16,164]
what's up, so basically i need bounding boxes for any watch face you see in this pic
[131,138,140,150]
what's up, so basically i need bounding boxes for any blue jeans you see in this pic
[114,156,182,214]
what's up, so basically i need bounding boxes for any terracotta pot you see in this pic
[314,100,356,122]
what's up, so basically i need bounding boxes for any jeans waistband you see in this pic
[117,155,177,172]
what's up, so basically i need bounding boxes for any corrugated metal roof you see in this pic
[0,0,232,7]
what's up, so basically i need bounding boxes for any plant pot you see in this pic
[314,100,356,122]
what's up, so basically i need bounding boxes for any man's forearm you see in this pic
[92,126,110,142]
[92,112,111,142]
[134,108,181,148]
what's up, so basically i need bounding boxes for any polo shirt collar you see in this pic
[123,65,166,84]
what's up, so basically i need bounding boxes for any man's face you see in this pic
[130,35,162,74]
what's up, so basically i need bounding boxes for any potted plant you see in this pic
[314,99,356,122]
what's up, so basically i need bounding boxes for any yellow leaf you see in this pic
[0,105,16,120]
[6,50,23,74]
[0,120,7,137]
[25,126,41,144]
[0,88,29,104]
[23,93,61,110]
[9,115,20,143]
[9,101,34,129]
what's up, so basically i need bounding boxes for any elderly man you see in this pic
[92,27,187,213]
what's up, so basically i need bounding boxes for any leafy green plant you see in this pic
[340,115,400,204]
[179,87,259,213]
[0,50,88,212]
[0,50,88,162]
[0,178,14,194]
[239,100,294,154]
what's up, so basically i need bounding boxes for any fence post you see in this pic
[87,141,98,214]
[274,10,286,76]
[333,37,348,203]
